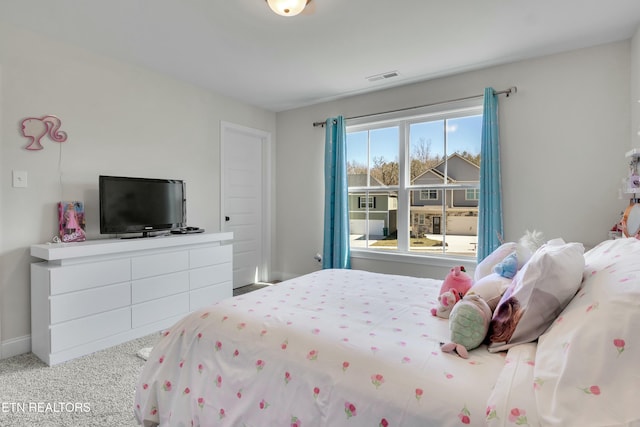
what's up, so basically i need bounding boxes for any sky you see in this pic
[347,114,482,166]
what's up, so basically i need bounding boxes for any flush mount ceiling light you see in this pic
[265,0,311,17]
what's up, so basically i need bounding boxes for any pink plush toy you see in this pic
[431,266,473,318]
[431,289,462,319]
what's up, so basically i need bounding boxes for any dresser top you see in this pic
[31,232,233,261]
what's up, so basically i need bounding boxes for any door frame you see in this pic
[220,121,272,284]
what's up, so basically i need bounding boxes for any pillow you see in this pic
[534,238,640,426]
[487,239,584,352]
[467,272,511,312]
[486,343,541,427]
[474,242,517,282]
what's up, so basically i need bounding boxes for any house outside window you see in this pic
[466,188,480,201]
[359,196,375,209]
[346,100,482,257]
[419,190,438,200]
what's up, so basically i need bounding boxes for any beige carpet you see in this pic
[0,334,160,427]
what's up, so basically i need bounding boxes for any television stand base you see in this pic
[120,231,165,239]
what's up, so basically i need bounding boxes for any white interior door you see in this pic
[221,122,271,288]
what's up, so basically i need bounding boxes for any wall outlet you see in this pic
[12,170,28,188]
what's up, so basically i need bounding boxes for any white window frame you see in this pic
[420,189,439,200]
[347,98,482,261]
[465,188,480,201]
[359,196,374,209]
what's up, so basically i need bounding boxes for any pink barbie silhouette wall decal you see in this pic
[20,115,67,150]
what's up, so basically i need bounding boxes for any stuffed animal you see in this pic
[493,252,518,279]
[431,266,472,318]
[466,272,511,312]
[515,230,545,269]
[474,230,545,283]
[440,231,546,358]
[441,294,493,359]
[431,289,461,319]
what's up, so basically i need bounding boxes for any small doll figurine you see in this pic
[59,202,86,242]
[64,203,80,234]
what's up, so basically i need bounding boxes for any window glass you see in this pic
[347,127,398,250]
[347,106,482,258]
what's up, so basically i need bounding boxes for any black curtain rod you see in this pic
[312,86,517,127]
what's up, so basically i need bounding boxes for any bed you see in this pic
[134,238,640,426]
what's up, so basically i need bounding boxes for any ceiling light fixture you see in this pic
[265,0,311,17]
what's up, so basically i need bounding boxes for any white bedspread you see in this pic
[135,269,508,426]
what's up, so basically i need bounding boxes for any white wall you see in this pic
[0,24,276,356]
[274,41,632,281]
[632,27,640,149]
[2,23,637,358]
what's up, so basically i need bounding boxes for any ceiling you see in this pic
[1,0,640,112]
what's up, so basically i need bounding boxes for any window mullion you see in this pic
[397,123,409,252]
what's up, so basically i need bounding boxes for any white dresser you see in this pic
[30,232,233,366]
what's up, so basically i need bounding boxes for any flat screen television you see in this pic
[99,175,186,237]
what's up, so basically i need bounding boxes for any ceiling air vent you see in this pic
[367,71,399,82]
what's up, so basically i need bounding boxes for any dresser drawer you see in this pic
[131,271,189,304]
[49,258,130,295]
[190,244,231,268]
[190,282,232,311]
[190,263,233,290]
[132,293,189,328]
[131,251,189,279]
[51,282,131,324]
[51,307,131,353]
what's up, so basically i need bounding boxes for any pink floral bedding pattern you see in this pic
[534,238,640,426]
[134,269,508,426]
[485,343,540,427]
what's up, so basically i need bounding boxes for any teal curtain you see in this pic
[322,116,351,269]
[477,87,504,262]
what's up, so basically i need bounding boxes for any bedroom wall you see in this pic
[274,41,631,281]
[632,27,640,149]
[0,24,276,357]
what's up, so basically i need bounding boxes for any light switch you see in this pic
[12,170,28,188]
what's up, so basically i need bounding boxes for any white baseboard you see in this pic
[270,270,299,282]
[0,335,31,360]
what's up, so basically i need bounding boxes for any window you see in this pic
[420,190,439,200]
[466,188,480,201]
[347,101,482,257]
[359,196,375,209]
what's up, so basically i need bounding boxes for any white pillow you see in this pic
[474,242,517,282]
[487,239,584,352]
[486,343,540,427]
[534,238,640,426]
[467,272,511,312]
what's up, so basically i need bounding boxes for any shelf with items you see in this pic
[615,148,640,239]
[622,148,640,196]
[625,148,640,159]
